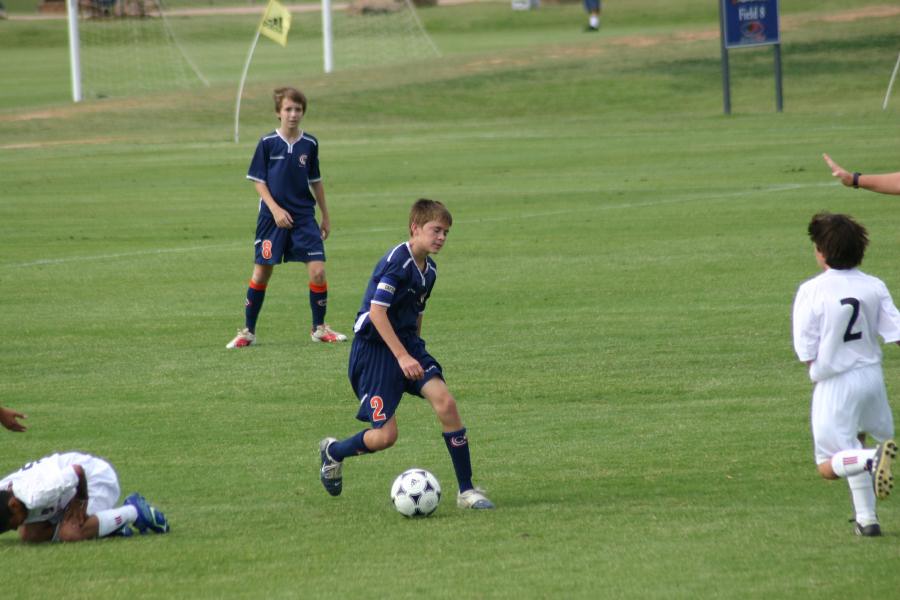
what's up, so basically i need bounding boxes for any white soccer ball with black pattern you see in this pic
[390,468,442,517]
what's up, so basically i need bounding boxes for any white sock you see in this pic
[589,15,600,28]
[847,472,878,526]
[831,449,876,478]
[96,505,138,537]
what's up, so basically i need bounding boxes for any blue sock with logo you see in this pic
[309,282,328,329]
[329,430,371,462]
[443,428,473,492]
[245,280,267,333]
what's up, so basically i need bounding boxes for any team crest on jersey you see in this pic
[298,154,308,167]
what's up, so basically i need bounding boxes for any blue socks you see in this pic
[443,428,473,492]
[329,430,371,462]
[245,280,267,333]
[328,427,475,495]
[309,282,328,329]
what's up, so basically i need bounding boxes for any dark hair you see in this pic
[807,212,868,269]
[273,87,307,114]
[0,490,13,534]
[409,198,452,234]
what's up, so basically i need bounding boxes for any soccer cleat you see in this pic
[854,521,882,537]
[319,437,343,496]
[870,440,897,500]
[226,328,255,349]
[311,325,347,343]
[457,487,495,510]
[124,493,170,534]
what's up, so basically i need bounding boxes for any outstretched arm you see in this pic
[823,154,900,195]
[0,406,26,432]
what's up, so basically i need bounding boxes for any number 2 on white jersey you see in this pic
[841,297,863,342]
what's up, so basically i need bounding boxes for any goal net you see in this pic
[68,0,207,101]
[327,0,440,72]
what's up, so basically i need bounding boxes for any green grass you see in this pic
[2,1,900,598]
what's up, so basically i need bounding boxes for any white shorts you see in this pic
[811,364,895,464]
[82,456,121,516]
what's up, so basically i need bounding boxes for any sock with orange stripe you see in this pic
[245,280,267,333]
[310,282,328,329]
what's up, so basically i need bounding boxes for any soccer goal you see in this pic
[322,0,440,73]
[65,0,208,102]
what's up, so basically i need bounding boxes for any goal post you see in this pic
[66,0,83,102]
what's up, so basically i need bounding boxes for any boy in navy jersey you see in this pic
[227,87,346,348]
[319,199,494,509]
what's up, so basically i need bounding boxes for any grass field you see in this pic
[2,1,900,598]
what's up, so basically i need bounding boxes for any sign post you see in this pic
[718,0,782,114]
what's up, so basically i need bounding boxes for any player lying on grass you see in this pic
[792,212,900,536]
[226,87,346,349]
[0,405,26,432]
[0,451,169,543]
[823,153,900,195]
[319,199,494,510]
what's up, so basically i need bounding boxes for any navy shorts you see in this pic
[254,215,325,264]
[349,335,443,428]
[584,0,600,11]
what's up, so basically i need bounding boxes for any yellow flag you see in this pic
[259,0,292,47]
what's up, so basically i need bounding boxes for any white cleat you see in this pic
[457,487,495,509]
[226,328,256,349]
[311,324,347,343]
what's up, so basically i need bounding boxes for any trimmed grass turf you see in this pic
[2,1,900,598]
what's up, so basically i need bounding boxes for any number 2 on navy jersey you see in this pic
[841,297,863,342]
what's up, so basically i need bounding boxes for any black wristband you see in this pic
[852,172,861,189]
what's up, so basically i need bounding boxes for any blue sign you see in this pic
[722,0,780,48]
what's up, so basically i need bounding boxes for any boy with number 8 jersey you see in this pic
[226,87,346,349]
[319,199,494,510]
[792,212,900,536]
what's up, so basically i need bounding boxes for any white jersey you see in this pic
[0,452,119,524]
[793,268,900,383]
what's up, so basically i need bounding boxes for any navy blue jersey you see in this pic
[353,242,437,342]
[246,130,321,219]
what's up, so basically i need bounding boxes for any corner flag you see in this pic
[236,0,293,142]
[259,0,292,47]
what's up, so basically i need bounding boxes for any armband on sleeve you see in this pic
[372,277,399,307]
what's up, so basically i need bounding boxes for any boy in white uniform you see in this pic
[0,451,169,543]
[792,212,900,536]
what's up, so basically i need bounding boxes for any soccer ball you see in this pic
[390,468,441,517]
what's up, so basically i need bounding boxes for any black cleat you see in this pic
[854,521,882,537]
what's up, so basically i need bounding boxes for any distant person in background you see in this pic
[0,406,26,432]
[584,0,601,31]
[823,154,900,195]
